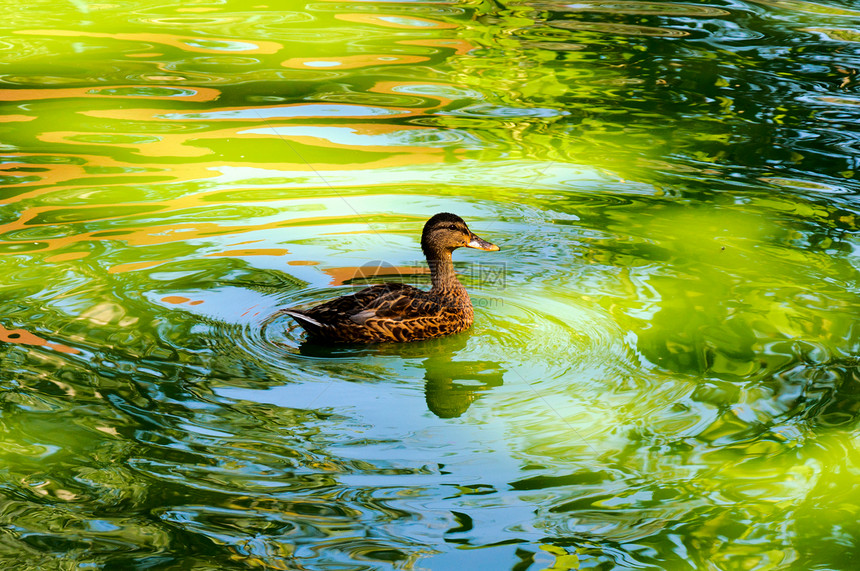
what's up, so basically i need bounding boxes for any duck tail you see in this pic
[284,310,323,329]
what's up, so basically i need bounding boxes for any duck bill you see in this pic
[466,233,500,251]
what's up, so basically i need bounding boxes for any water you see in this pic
[0,0,858,568]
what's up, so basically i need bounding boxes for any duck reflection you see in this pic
[416,331,504,418]
[293,332,504,418]
[422,350,505,418]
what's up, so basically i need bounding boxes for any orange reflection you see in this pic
[335,14,456,29]
[242,122,450,154]
[288,260,319,266]
[0,85,219,102]
[14,29,282,54]
[109,260,171,274]
[3,113,450,198]
[38,131,211,158]
[240,305,262,318]
[227,240,263,246]
[206,248,290,257]
[0,152,221,202]
[399,39,475,56]
[5,115,457,202]
[40,121,448,158]
[0,80,471,257]
[0,324,80,355]
[45,252,89,263]
[369,81,459,106]
[282,54,430,70]
[162,296,204,306]
[323,265,429,286]
[84,102,422,121]
[0,136,450,258]
[0,210,400,257]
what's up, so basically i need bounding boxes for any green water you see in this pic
[1,0,859,568]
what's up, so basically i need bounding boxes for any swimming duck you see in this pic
[285,213,499,343]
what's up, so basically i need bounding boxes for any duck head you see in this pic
[421,212,499,258]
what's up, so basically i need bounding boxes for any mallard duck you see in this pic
[285,213,500,343]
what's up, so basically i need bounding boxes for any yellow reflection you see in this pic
[334,14,456,29]
[0,115,35,123]
[369,81,456,105]
[398,38,475,55]
[0,85,220,102]
[0,152,220,201]
[14,29,282,54]
[282,54,430,70]
[84,102,422,121]
[108,261,171,274]
[0,208,383,257]
[38,131,211,158]
[206,248,290,257]
[45,252,88,263]
[30,115,452,167]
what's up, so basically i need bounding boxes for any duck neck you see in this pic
[426,249,462,294]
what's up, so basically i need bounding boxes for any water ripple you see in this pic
[0,0,858,568]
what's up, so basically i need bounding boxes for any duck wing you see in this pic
[286,283,422,335]
[346,286,472,342]
[300,283,416,322]
[287,283,469,342]
[349,287,456,325]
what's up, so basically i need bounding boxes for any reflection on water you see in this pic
[0,0,858,568]
[424,354,506,418]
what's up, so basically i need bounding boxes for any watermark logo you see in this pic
[467,262,506,289]
[473,296,504,309]
[352,260,507,306]
[355,260,506,288]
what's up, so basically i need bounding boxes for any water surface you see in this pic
[0,0,858,569]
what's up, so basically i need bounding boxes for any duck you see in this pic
[284,212,500,343]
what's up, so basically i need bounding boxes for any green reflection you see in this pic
[0,0,858,568]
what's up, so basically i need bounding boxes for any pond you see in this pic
[0,0,858,569]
